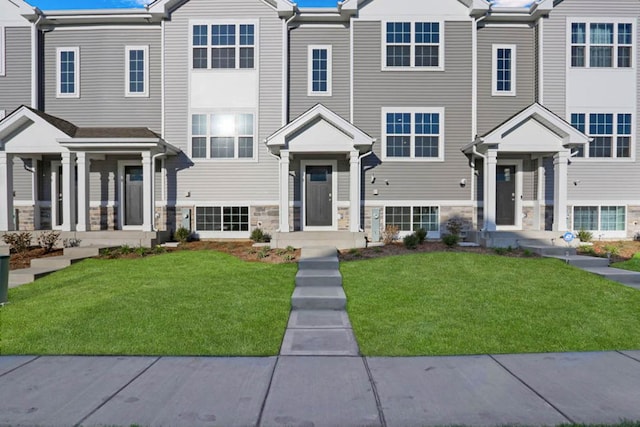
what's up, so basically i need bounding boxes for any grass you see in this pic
[613,252,640,272]
[0,251,296,356]
[341,252,640,356]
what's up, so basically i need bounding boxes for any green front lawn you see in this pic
[1,251,296,356]
[342,252,640,356]
[613,253,640,272]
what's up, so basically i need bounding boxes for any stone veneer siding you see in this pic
[15,206,35,231]
[89,206,117,231]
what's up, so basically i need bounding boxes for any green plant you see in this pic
[604,245,620,256]
[2,232,32,254]
[153,245,167,255]
[251,228,265,242]
[286,246,296,253]
[174,227,191,244]
[63,238,81,248]
[120,244,132,255]
[493,247,508,255]
[382,225,399,244]
[257,246,271,259]
[135,246,147,257]
[373,247,383,253]
[37,231,60,253]
[414,228,427,244]
[577,229,593,242]
[283,253,295,262]
[523,249,534,257]
[446,218,463,236]
[403,233,419,250]
[276,249,287,256]
[442,234,459,248]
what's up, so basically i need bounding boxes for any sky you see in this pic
[28,0,534,11]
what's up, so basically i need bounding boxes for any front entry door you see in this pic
[124,166,144,226]
[305,165,332,227]
[496,165,516,226]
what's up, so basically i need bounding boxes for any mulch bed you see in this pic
[9,248,64,270]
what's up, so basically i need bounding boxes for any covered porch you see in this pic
[0,106,180,233]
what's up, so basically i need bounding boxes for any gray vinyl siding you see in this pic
[89,157,118,203]
[163,0,282,203]
[353,20,473,201]
[289,26,350,121]
[0,27,31,114]
[13,157,33,201]
[477,25,536,136]
[545,0,640,201]
[43,27,161,131]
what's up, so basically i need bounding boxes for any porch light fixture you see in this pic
[460,178,467,188]
[370,174,376,184]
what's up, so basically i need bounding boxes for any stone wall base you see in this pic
[89,206,117,231]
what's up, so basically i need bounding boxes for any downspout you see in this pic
[357,144,375,232]
[151,148,168,232]
[282,13,297,127]
[472,10,490,140]
[31,11,44,109]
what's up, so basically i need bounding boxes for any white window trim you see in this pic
[0,26,5,77]
[125,45,149,98]
[189,20,258,71]
[189,111,257,162]
[571,205,627,238]
[384,205,441,239]
[569,111,635,161]
[567,18,635,70]
[381,107,445,162]
[307,45,332,97]
[381,20,445,71]
[492,44,516,97]
[193,205,251,239]
[56,47,80,99]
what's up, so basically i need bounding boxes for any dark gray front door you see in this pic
[305,165,332,227]
[496,165,516,226]
[125,166,143,226]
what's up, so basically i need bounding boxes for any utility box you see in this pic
[181,208,192,231]
[372,208,381,242]
[0,255,9,304]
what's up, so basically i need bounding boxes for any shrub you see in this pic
[250,228,272,243]
[523,249,534,257]
[135,246,147,257]
[286,246,296,253]
[120,244,132,255]
[174,227,191,243]
[414,228,427,244]
[153,245,166,255]
[37,231,60,253]
[446,218,463,236]
[2,232,32,254]
[442,234,459,248]
[493,247,508,255]
[63,238,81,248]
[257,247,270,259]
[403,233,419,249]
[577,229,593,243]
[382,225,399,244]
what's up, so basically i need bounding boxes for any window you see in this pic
[384,21,442,69]
[570,20,633,68]
[195,206,249,231]
[386,206,439,233]
[125,46,148,97]
[191,113,254,160]
[0,26,5,76]
[308,46,332,96]
[192,23,255,70]
[383,108,444,160]
[573,206,625,231]
[570,113,632,158]
[492,45,516,96]
[57,47,79,98]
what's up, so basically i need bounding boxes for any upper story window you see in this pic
[570,20,634,68]
[382,108,444,161]
[191,113,255,160]
[384,21,443,70]
[192,23,255,70]
[0,26,5,76]
[308,45,332,96]
[571,112,632,158]
[57,47,80,98]
[125,46,149,97]
[492,45,516,96]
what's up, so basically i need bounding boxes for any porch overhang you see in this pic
[265,104,375,157]
[462,103,591,156]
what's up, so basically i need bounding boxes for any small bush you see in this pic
[257,247,270,259]
[250,228,272,243]
[373,247,383,253]
[134,246,147,257]
[446,218,463,236]
[414,228,427,244]
[120,244,132,255]
[523,249,534,257]
[603,245,619,256]
[286,246,296,253]
[493,247,508,255]
[403,233,419,250]
[2,232,32,254]
[174,227,191,243]
[442,234,459,248]
[283,253,295,262]
[577,229,593,243]
[578,245,596,256]
[63,238,81,248]
[382,225,399,244]
[153,245,166,255]
[37,230,60,253]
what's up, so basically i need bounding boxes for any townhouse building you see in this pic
[0,0,638,247]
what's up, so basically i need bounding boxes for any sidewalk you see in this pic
[1,351,639,427]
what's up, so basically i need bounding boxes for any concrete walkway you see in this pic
[546,254,640,290]
[1,351,640,426]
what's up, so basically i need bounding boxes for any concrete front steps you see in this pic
[9,246,104,288]
[280,246,359,356]
[272,231,366,250]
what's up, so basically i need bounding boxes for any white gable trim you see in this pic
[0,108,71,154]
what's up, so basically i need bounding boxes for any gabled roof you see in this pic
[147,0,296,18]
[462,103,590,154]
[0,0,36,25]
[266,104,375,155]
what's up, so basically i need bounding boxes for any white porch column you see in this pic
[349,151,361,232]
[76,152,90,232]
[553,150,569,232]
[142,151,153,232]
[61,152,76,231]
[279,150,290,233]
[0,152,15,231]
[484,149,498,231]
